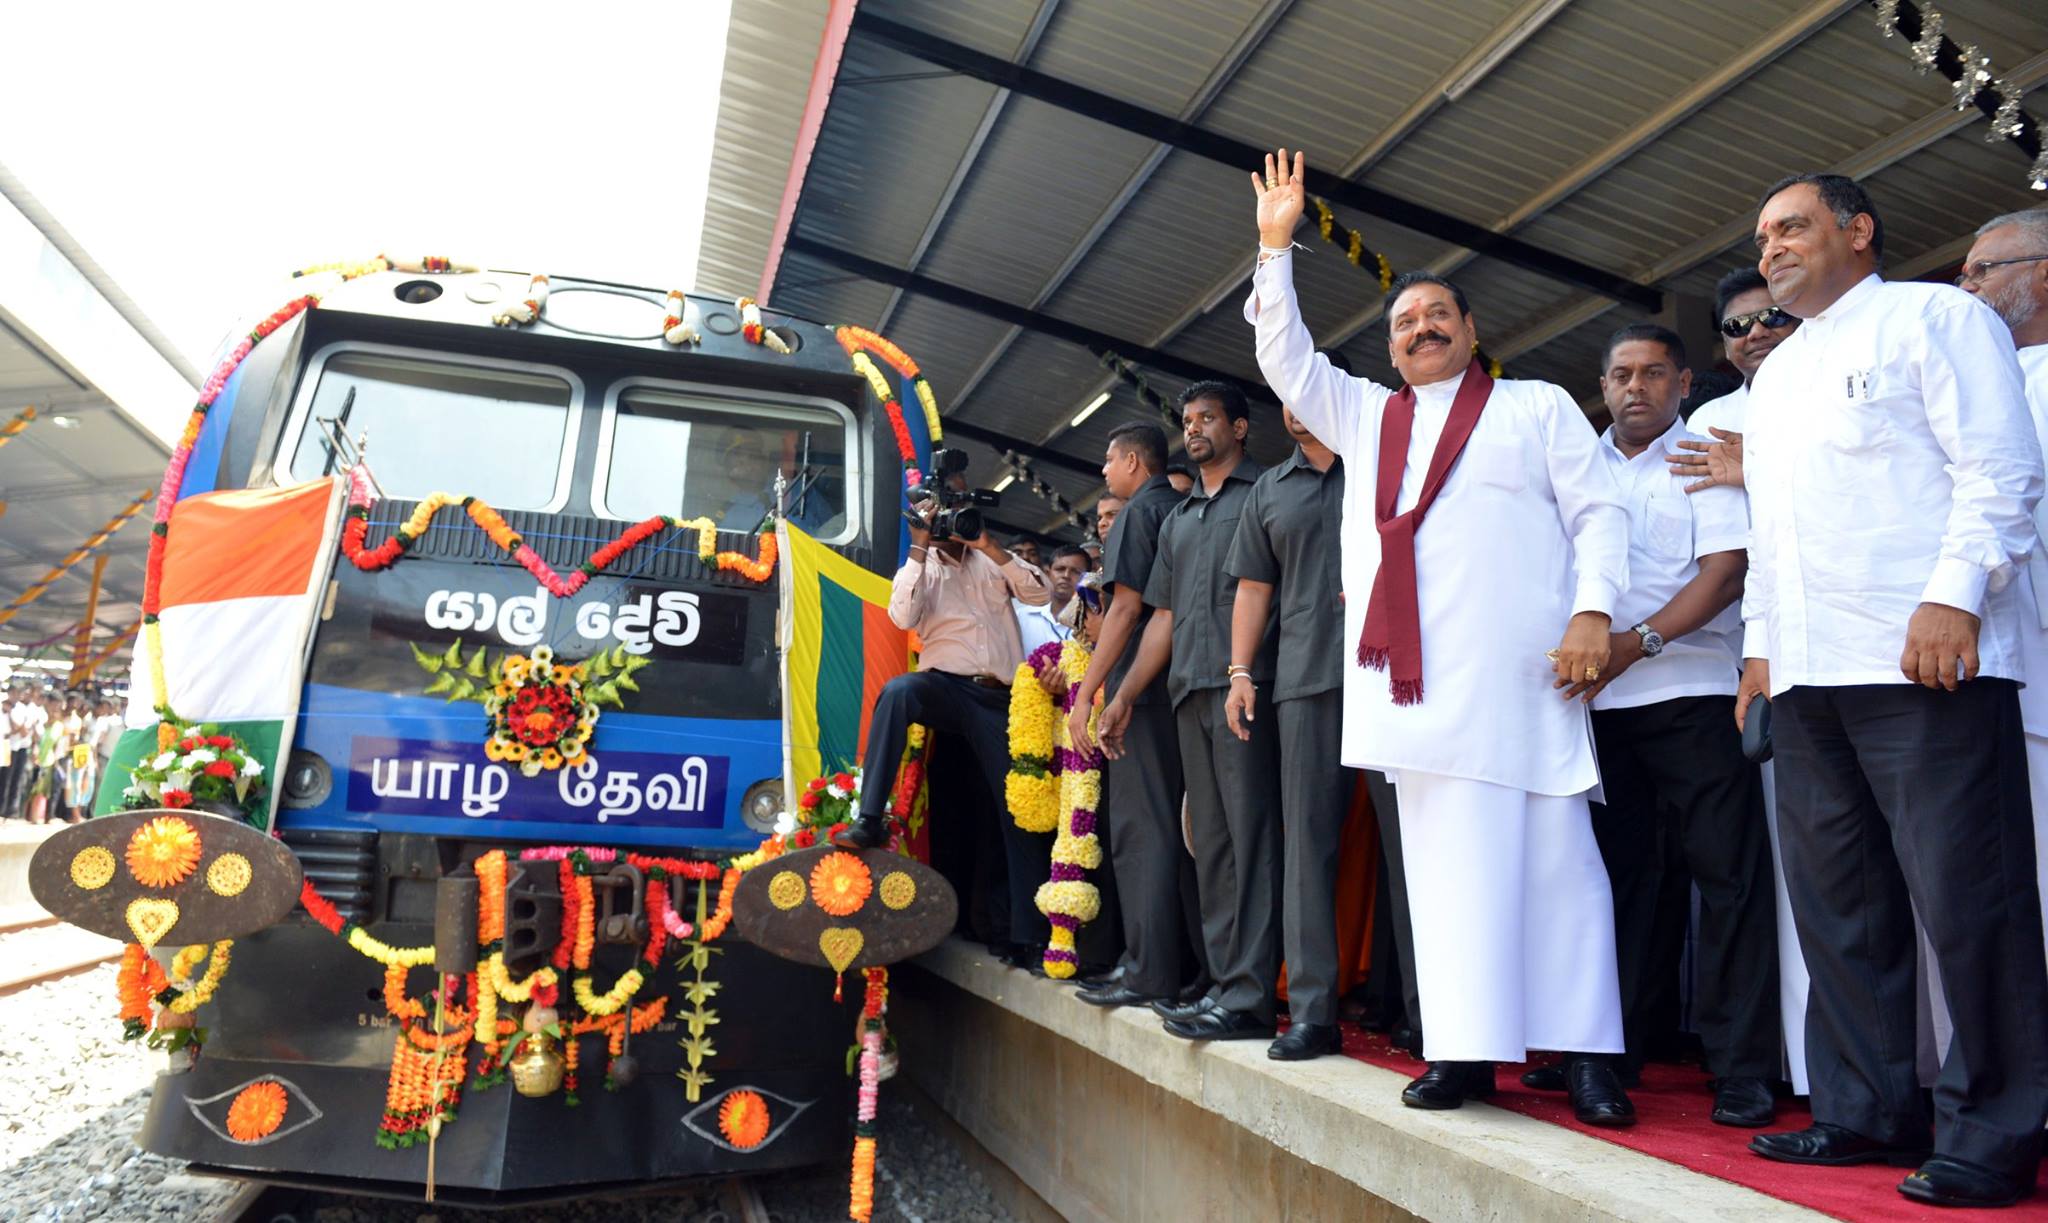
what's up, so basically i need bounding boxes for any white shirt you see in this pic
[9,701,45,751]
[2009,344,2048,734]
[1743,275,2043,695]
[1685,383,1748,438]
[1014,597,1072,657]
[1246,253,1629,796]
[1591,418,1748,711]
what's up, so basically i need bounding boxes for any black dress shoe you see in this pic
[1076,983,1168,1009]
[1750,1123,1930,1167]
[1400,1061,1496,1110]
[1163,1007,1274,1041]
[1710,1076,1775,1128]
[1566,1056,1636,1128]
[1077,965,1124,990]
[1268,1023,1343,1061]
[1899,1156,2031,1208]
[1523,1060,1640,1092]
[831,813,889,849]
[1151,995,1219,1022]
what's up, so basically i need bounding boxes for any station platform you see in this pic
[894,938,2048,1223]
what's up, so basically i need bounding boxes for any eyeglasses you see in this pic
[1955,254,2048,288]
[1718,307,1795,338]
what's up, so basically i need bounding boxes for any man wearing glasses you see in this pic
[1962,209,2048,977]
[1667,267,1799,492]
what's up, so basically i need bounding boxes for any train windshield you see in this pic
[286,349,577,510]
[598,386,854,540]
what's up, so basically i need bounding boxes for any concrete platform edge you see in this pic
[908,937,1825,1223]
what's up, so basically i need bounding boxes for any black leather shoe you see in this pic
[1711,1076,1776,1128]
[1899,1156,2031,1208]
[1164,1007,1275,1041]
[1268,1023,1343,1061]
[831,813,889,850]
[1076,984,1168,1009]
[1566,1056,1636,1128]
[1750,1123,1930,1167]
[1400,1061,1496,1110]
[1151,995,1218,1022]
[1077,965,1124,990]
[1520,1062,1567,1092]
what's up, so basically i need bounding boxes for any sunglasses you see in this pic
[1718,307,1795,338]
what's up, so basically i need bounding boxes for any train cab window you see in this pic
[285,350,576,510]
[598,386,853,541]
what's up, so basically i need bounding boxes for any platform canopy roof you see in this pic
[699,0,2048,537]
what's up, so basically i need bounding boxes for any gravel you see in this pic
[1,964,1018,1223]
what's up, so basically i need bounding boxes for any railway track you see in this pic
[0,911,121,995]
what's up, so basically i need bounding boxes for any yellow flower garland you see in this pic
[167,940,233,1014]
[1036,639,1106,976]
[573,968,646,1018]
[346,926,436,968]
[485,952,556,1002]
[1005,661,1059,833]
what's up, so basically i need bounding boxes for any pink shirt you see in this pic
[888,546,1049,678]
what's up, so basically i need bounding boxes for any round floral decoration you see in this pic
[207,852,253,898]
[126,816,203,889]
[768,870,807,910]
[718,1089,771,1149]
[878,871,917,911]
[70,846,116,890]
[225,1080,289,1143]
[809,852,873,917]
[483,646,597,777]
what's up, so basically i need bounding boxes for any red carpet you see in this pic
[1327,1028,2048,1220]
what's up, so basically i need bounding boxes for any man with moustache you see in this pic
[1525,323,1779,1126]
[1243,149,1634,1123]
[1668,268,1801,492]
[1739,174,2048,1207]
[1068,423,1207,1008]
[1093,494,1125,546]
[1221,403,1349,1059]
[1016,544,1086,655]
[1097,382,1280,1041]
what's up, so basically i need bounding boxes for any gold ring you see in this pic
[1584,666,1600,681]
[1265,176,1277,190]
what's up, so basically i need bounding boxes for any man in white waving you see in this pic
[1244,149,1635,1124]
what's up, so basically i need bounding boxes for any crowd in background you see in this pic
[0,684,123,824]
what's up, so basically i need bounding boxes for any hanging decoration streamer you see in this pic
[1303,198,1506,377]
[999,451,1092,536]
[1873,0,2048,189]
[1094,350,1182,434]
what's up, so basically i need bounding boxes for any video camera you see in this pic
[905,447,1002,542]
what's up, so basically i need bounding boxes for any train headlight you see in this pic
[739,778,787,834]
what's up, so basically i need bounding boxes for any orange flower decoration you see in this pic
[126,816,203,889]
[225,1080,289,1143]
[718,1089,771,1149]
[809,852,873,917]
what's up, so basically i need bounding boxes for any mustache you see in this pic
[1407,330,1453,354]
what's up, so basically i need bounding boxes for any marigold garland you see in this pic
[340,466,776,592]
[1034,639,1105,978]
[225,1081,290,1143]
[736,296,792,355]
[849,966,889,1222]
[167,940,233,1013]
[1004,648,1061,834]
[117,944,169,1038]
[572,968,646,1017]
[125,815,203,889]
[809,852,873,917]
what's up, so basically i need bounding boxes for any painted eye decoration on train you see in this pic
[679,1084,815,1154]
[185,1076,325,1146]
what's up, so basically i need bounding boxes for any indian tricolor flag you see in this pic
[101,478,345,827]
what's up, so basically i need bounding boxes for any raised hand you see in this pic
[1250,147,1306,249]
[1668,428,1744,493]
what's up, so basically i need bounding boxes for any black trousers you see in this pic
[1363,769,1423,1037]
[1178,687,1282,1022]
[1107,700,1205,997]
[1590,695,1780,1079]
[860,670,1052,951]
[1775,680,2048,1177]
[0,759,16,817]
[1276,691,1351,1026]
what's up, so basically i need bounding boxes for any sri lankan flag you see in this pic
[102,478,345,827]
[778,522,913,789]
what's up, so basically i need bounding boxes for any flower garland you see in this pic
[736,296,793,354]
[662,290,702,346]
[490,272,550,327]
[117,945,169,1038]
[891,723,932,853]
[1004,643,1062,834]
[485,646,596,775]
[835,325,945,493]
[1037,639,1104,978]
[850,967,889,1223]
[166,940,233,1014]
[340,467,777,592]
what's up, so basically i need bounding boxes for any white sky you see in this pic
[0,0,733,368]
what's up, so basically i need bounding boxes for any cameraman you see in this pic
[837,481,1054,966]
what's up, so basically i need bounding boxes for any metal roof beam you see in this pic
[1314,0,1855,350]
[848,10,1659,311]
[940,419,1105,478]
[870,0,1064,336]
[784,233,1273,400]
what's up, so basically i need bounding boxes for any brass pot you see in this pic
[509,1033,565,1098]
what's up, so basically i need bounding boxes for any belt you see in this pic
[967,674,1008,690]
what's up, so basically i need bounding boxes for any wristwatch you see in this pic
[1632,622,1665,657]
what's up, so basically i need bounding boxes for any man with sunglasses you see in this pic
[1667,268,1800,492]
[1739,174,2048,1208]
[1963,208,2048,976]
